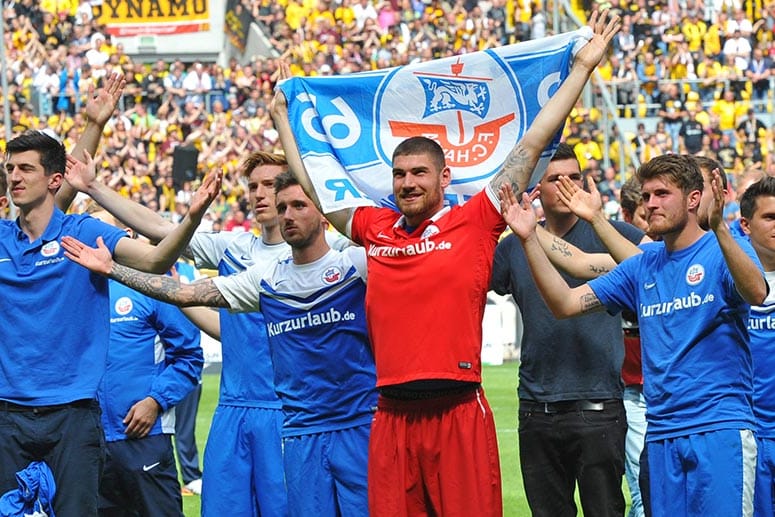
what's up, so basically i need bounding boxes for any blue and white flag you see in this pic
[279,27,593,213]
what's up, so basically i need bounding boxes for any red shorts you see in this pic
[368,387,502,517]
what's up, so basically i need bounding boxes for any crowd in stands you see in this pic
[1,0,774,227]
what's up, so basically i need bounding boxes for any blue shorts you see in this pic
[649,428,756,517]
[755,436,775,517]
[282,423,371,517]
[201,405,286,517]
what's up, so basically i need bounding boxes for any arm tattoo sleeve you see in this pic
[489,144,531,195]
[579,292,603,314]
[109,263,229,307]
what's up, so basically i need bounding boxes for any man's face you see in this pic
[5,150,59,209]
[392,153,449,227]
[641,176,696,236]
[742,195,775,259]
[276,184,325,249]
[538,159,583,217]
[247,164,285,225]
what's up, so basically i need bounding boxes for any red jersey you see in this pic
[350,189,506,387]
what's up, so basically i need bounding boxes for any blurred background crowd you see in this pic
[1,0,773,227]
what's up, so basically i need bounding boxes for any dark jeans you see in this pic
[518,399,627,517]
[0,400,105,517]
[99,434,183,517]
[174,383,202,484]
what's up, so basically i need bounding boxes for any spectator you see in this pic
[746,47,772,103]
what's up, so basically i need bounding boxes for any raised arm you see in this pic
[537,225,617,279]
[63,152,180,244]
[61,235,230,307]
[500,185,603,318]
[168,266,222,340]
[557,175,646,262]
[112,167,221,273]
[57,73,126,211]
[488,10,621,196]
[269,61,352,236]
[707,170,768,305]
[518,186,616,278]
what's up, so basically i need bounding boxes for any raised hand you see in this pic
[188,169,223,219]
[557,175,603,222]
[269,60,291,115]
[499,184,538,240]
[62,235,114,275]
[64,151,97,192]
[574,10,622,72]
[83,72,126,126]
[707,168,726,231]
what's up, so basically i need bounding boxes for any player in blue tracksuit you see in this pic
[99,280,203,516]
[63,172,377,517]
[502,154,766,517]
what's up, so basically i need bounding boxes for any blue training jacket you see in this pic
[99,280,203,442]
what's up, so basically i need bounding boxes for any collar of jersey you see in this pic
[393,206,451,234]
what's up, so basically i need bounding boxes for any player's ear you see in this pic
[440,166,451,189]
[739,217,752,236]
[48,172,64,191]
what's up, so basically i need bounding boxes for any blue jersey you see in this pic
[189,231,286,408]
[589,232,759,440]
[100,281,203,442]
[0,210,126,405]
[214,247,377,436]
[748,271,775,437]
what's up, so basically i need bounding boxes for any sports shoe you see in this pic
[183,478,202,496]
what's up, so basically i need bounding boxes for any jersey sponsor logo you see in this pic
[686,264,705,286]
[322,266,342,285]
[267,307,356,337]
[367,239,452,258]
[644,281,656,290]
[749,314,775,331]
[115,296,133,316]
[142,462,160,472]
[640,291,715,318]
[41,241,60,257]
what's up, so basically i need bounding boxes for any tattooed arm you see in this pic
[109,263,230,307]
[488,10,621,196]
[61,235,231,308]
[500,185,604,317]
[537,225,616,280]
